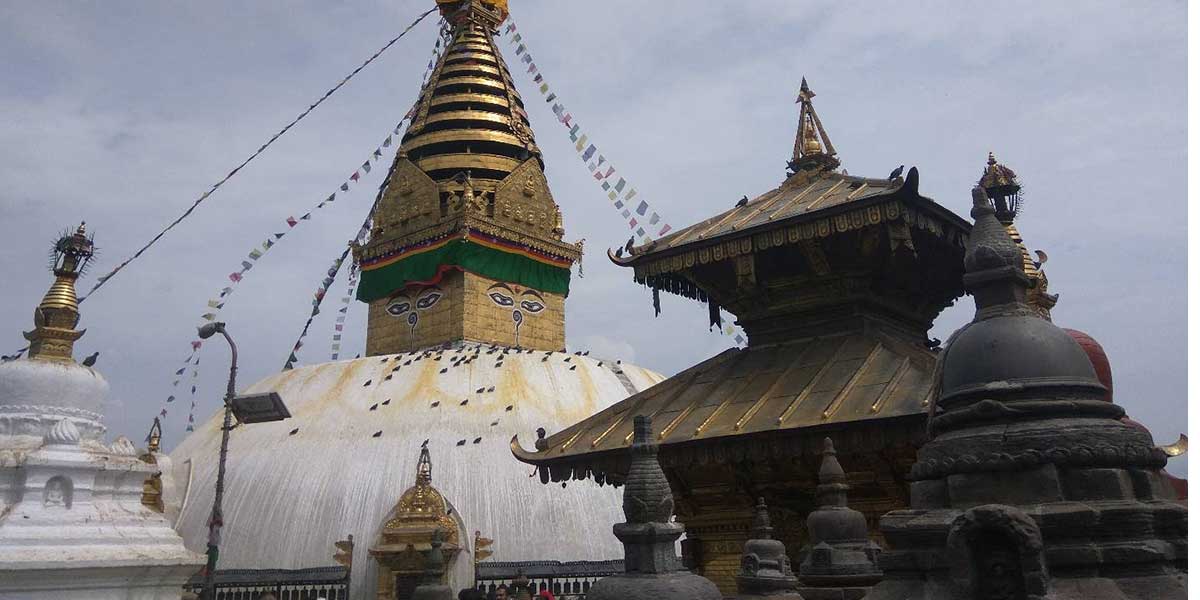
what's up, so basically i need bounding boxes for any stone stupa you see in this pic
[586,415,722,600]
[863,187,1187,599]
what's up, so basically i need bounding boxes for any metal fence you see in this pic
[183,567,349,600]
[475,559,624,599]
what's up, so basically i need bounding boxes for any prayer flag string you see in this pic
[330,263,359,361]
[74,6,438,307]
[283,248,352,371]
[502,19,744,345]
[160,118,406,429]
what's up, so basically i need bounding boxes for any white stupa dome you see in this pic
[167,345,662,597]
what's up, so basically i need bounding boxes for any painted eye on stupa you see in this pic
[386,299,411,316]
[415,291,443,310]
[488,292,514,307]
[519,299,545,313]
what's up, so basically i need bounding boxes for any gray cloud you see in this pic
[0,1,1185,475]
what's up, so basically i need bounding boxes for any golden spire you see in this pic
[24,222,94,362]
[404,0,539,183]
[978,153,1058,319]
[789,77,840,175]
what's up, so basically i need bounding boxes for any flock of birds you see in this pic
[282,341,627,449]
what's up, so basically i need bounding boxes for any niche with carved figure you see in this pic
[43,475,73,509]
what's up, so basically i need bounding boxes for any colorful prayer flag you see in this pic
[601,181,610,191]
[658,224,672,236]
[636,201,649,216]
[527,63,537,74]
[340,183,350,192]
[534,73,543,83]
[241,261,253,271]
[545,93,557,103]
[629,217,638,228]
[602,166,615,179]
[621,209,631,218]
[625,189,638,201]
[582,144,597,161]
[649,212,661,225]
[287,216,298,227]
[575,135,588,151]
[383,135,393,148]
[167,395,175,403]
[539,82,549,94]
[515,44,527,55]
[350,171,360,181]
[192,340,203,350]
[249,249,263,260]
[521,54,533,64]
[614,178,626,193]
[609,191,618,200]
[636,227,646,237]
[361,161,371,174]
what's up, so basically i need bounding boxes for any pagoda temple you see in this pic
[167,2,665,598]
[513,80,971,595]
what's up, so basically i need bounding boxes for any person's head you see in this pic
[495,584,509,600]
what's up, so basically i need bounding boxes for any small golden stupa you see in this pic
[23,222,94,363]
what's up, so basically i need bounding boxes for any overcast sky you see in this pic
[0,1,1186,475]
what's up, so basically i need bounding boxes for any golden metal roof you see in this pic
[512,331,936,466]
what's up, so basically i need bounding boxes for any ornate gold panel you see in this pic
[492,157,565,241]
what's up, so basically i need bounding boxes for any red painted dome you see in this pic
[1064,328,1113,402]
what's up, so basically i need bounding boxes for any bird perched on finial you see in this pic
[535,427,549,451]
[889,165,905,180]
[736,195,749,207]
[81,351,99,367]
[614,246,624,258]
[624,235,635,255]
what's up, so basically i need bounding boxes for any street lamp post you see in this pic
[198,321,238,600]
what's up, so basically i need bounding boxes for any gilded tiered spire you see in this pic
[978,152,1057,319]
[24,222,94,362]
[354,0,581,355]
[404,0,540,183]
[789,77,840,176]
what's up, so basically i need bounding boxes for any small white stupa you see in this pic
[0,223,204,599]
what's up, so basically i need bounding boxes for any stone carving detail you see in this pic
[43,475,72,509]
[945,504,1047,600]
[110,435,138,456]
[622,416,673,524]
[44,418,80,445]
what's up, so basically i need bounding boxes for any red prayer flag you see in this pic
[350,171,361,182]
[658,224,672,236]
[228,272,243,282]
[191,340,202,350]
[287,216,298,227]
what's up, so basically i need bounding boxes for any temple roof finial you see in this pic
[416,444,433,485]
[24,222,94,363]
[977,152,1058,318]
[789,77,840,176]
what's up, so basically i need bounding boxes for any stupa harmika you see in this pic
[166,1,663,597]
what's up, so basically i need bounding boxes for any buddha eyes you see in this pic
[520,300,545,313]
[489,292,515,307]
[386,301,411,316]
[415,292,442,309]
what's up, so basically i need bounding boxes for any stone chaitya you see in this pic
[864,187,1187,599]
[586,415,721,600]
[736,498,802,599]
[796,439,881,599]
[0,223,203,599]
